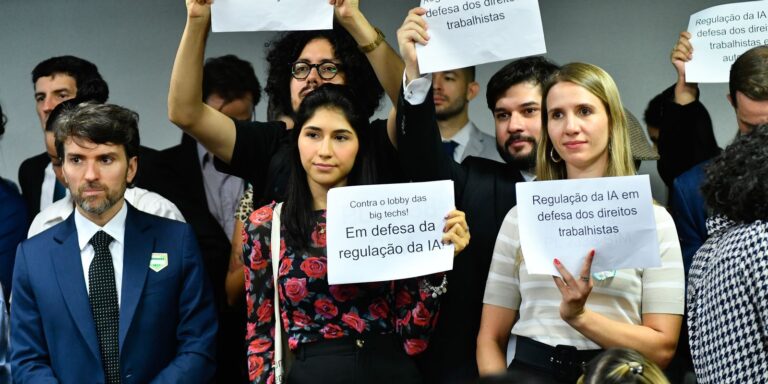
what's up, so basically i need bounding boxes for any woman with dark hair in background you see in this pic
[243,85,469,384]
[687,125,768,383]
[477,63,684,383]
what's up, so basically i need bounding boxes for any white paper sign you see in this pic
[415,0,546,74]
[686,1,768,83]
[515,175,660,276]
[211,0,333,32]
[326,180,455,285]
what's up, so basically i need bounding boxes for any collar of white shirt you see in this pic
[443,121,474,162]
[74,201,128,251]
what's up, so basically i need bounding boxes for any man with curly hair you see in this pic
[169,0,404,207]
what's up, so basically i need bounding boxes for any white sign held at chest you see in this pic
[516,175,660,277]
[211,0,333,32]
[326,180,455,285]
[416,0,546,74]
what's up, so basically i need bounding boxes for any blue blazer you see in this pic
[10,204,217,384]
[670,161,710,275]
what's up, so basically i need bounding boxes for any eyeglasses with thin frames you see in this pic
[290,61,343,80]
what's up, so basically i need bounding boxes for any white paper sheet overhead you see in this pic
[686,1,768,83]
[416,0,546,74]
[326,180,455,285]
[212,0,334,32]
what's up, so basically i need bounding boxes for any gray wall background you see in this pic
[0,1,738,203]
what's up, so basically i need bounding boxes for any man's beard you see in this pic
[497,133,537,171]
[435,97,466,121]
[73,182,123,216]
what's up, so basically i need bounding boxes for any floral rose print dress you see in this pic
[243,203,444,383]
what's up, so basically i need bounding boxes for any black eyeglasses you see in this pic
[290,61,343,80]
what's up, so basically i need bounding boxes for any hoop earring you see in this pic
[550,147,562,163]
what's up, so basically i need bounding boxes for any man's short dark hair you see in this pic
[53,103,140,161]
[729,46,768,108]
[461,66,476,82]
[31,56,108,100]
[702,124,768,222]
[203,54,262,106]
[486,56,559,110]
[264,22,383,119]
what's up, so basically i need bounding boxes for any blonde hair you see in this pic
[536,62,635,181]
[577,348,670,384]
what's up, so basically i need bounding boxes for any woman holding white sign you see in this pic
[242,84,469,384]
[477,63,684,383]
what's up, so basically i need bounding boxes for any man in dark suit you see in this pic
[155,54,260,384]
[397,18,559,383]
[19,56,165,224]
[11,103,217,383]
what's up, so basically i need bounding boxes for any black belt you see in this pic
[513,336,603,382]
[296,333,400,360]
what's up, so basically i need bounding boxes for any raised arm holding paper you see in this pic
[658,29,768,270]
[397,7,560,383]
[477,63,684,382]
[169,0,403,177]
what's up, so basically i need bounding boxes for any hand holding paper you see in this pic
[398,7,430,83]
[442,209,469,257]
[186,0,212,20]
[670,31,698,106]
[330,0,361,23]
[553,250,595,322]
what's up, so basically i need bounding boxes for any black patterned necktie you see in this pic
[88,230,121,384]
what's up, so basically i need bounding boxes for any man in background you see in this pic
[432,68,502,163]
[158,54,261,383]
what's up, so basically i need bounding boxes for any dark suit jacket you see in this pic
[655,84,721,188]
[155,134,246,383]
[155,134,232,308]
[18,147,167,224]
[397,89,524,384]
[10,204,217,384]
[670,161,710,274]
[18,152,49,223]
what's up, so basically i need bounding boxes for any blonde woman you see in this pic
[476,63,684,383]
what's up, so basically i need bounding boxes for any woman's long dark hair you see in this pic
[282,84,378,249]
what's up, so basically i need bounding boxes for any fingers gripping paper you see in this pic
[416,0,546,73]
[212,0,333,32]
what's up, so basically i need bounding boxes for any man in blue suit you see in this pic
[10,102,217,383]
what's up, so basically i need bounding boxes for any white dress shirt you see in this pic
[197,142,244,237]
[39,163,69,212]
[74,202,128,306]
[28,186,185,238]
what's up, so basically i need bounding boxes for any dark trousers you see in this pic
[504,337,603,384]
[288,334,422,384]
